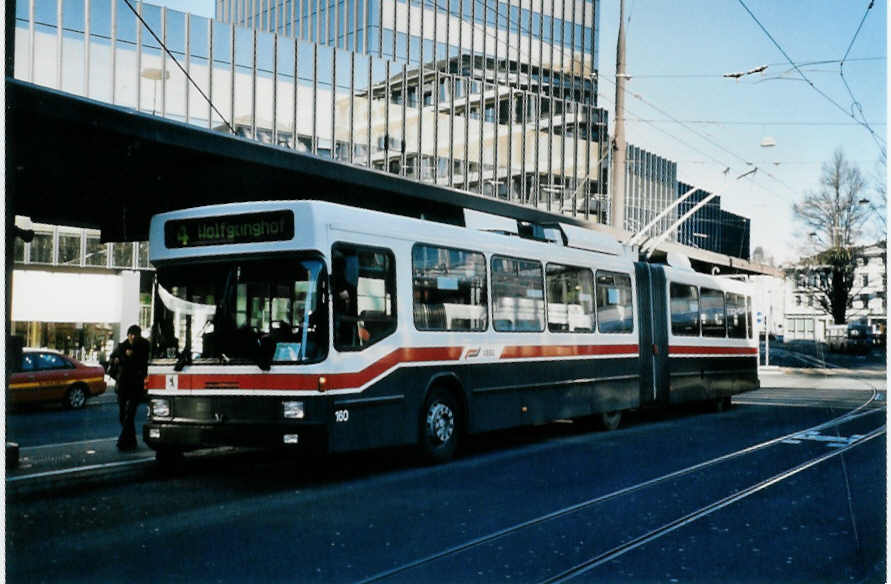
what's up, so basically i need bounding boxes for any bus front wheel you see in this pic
[420,388,460,463]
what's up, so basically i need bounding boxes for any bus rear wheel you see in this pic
[420,388,460,463]
[712,396,732,412]
[596,410,622,431]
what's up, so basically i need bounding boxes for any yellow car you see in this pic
[8,349,107,409]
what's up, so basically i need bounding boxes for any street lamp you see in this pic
[141,68,171,116]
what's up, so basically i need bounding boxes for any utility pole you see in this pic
[609,0,627,236]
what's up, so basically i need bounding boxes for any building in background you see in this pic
[676,182,721,251]
[782,241,886,343]
[624,145,677,239]
[10,218,153,360]
[750,274,785,339]
[675,182,751,261]
[719,210,750,261]
[212,0,610,218]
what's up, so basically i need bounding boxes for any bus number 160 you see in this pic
[334,409,350,423]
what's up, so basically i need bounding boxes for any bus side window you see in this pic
[546,263,595,333]
[491,256,545,332]
[669,282,700,336]
[412,244,488,331]
[595,271,633,333]
[700,288,726,337]
[747,296,753,339]
[332,243,397,351]
[727,293,747,338]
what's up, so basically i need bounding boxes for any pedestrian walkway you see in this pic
[760,367,887,391]
[6,436,156,497]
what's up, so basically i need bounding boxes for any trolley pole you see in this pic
[609,0,627,237]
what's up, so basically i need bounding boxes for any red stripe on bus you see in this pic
[668,346,757,355]
[146,346,464,391]
[146,344,640,391]
[500,344,639,359]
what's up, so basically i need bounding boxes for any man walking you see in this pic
[111,324,150,451]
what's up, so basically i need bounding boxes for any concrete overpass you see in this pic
[6,80,780,277]
[4,0,780,278]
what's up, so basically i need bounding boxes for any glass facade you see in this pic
[624,144,677,239]
[675,182,751,261]
[12,219,152,270]
[719,210,750,261]
[676,182,721,252]
[14,0,608,220]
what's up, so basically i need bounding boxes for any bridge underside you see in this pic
[8,80,582,242]
[6,80,780,277]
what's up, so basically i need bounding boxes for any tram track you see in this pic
[540,424,886,583]
[357,390,884,584]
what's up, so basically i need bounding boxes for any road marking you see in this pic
[7,458,154,483]
[790,431,864,448]
[22,437,118,451]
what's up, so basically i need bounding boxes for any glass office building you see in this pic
[624,145,677,239]
[676,181,751,260]
[212,0,608,215]
[14,0,604,220]
[9,219,154,357]
[677,181,721,251]
[719,210,750,260]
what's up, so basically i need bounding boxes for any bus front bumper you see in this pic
[143,421,328,453]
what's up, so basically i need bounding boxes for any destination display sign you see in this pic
[164,210,295,248]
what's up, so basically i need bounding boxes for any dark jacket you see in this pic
[112,336,150,395]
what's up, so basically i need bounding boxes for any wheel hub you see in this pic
[426,402,455,444]
[70,388,85,408]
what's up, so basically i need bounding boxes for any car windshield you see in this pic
[152,257,328,365]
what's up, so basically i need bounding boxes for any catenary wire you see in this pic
[629,120,886,127]
[122,0,236,133]
[598,74,801,197]
[625,56,885,79]
[441,0,802,201]
[735,0,886,157]
[839,1,877,157]
[437,0,806,200]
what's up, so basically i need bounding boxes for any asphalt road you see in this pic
[6,392,146,447]
[6,383,885,583]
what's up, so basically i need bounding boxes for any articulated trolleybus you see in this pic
[144,200,758,464]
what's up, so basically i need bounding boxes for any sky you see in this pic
[152,0,886,264]
[596,0,887,263]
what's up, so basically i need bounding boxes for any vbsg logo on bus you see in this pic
[164,210,295,248]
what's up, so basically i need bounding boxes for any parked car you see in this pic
[8,349,107,409]
[846,323,874,355]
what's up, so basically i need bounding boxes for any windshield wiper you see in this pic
[174,315,193,371]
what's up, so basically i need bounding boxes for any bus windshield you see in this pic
[151,257,328,365]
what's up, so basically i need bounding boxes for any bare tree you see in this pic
[867,158,887,236]
[792,149,870,325]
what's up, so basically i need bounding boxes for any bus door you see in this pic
[634,263,669,406]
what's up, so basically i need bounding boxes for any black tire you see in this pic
[712,396,732,412]
[420,388,460,463]
[64,384,88,410]
[6,442,20,470]
[596,410,622,431]
[155,448,184,474]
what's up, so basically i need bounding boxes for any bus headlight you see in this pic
[283,400,305,419]
[151,399,171,418]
